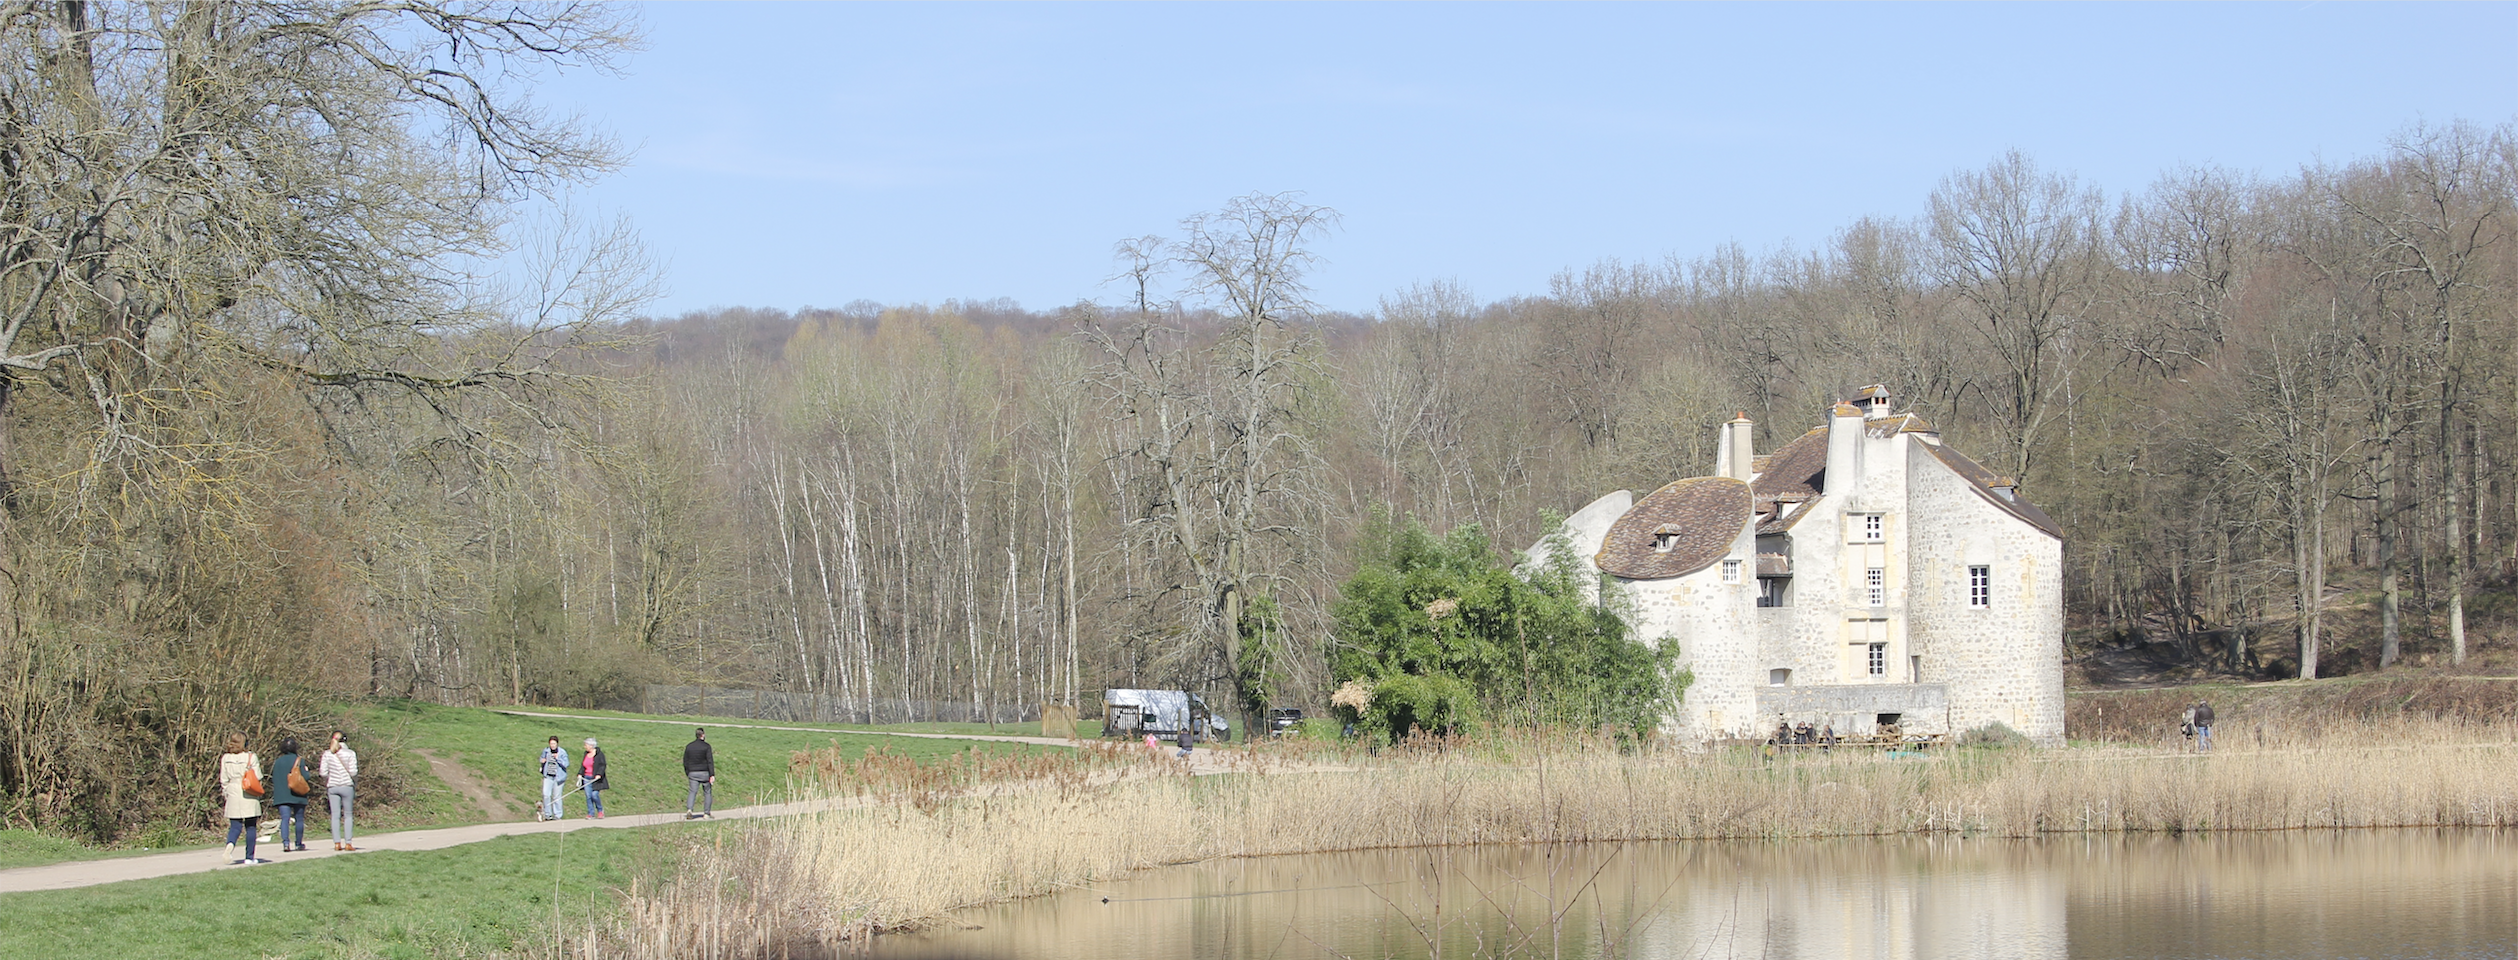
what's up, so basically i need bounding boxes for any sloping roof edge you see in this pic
[1918,442,2063,539]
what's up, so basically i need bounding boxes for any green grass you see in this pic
[494,704,1110,740]
[0,829,158,870]
[0,701,1065,873]
[0,821,722,960]
[351,700,1048,827]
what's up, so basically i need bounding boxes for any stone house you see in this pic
[1530,385,2065,745]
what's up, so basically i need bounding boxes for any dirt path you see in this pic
[0,795,862,894]
[415,748,514,821]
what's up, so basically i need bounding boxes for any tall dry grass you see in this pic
[556,719,2518,958]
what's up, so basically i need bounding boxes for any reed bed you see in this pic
[557,718,2518,958]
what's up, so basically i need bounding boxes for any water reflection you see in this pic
[866,830,2518,960]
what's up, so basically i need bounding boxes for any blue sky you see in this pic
[532,2,2518,318]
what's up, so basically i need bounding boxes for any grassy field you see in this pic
[349,700,1053,828]
[0,701,1061,872]
[0,820,731,960]
[0,829,172,870]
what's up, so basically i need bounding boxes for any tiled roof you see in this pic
[1596,477,1752,580]
[1918,441,2064,539]
[1867,412,1934,438]
[1752,425,1830,503]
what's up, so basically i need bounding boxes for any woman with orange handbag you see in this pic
[217,733,266,865]
[267,736,314,853]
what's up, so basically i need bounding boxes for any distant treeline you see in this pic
[2,13,2510,846]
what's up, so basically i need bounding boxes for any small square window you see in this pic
[1721,559,1742,583]
[1968,565,1991,608]
[1866,567,1885,606]
[1859,514,1884,542]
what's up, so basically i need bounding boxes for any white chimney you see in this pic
[1825,400,1864,496]
[1714,418,1735,479]
[1723,412,1755,481]
[1855,383,1894,421]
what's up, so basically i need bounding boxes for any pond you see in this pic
[865,830,2518,959]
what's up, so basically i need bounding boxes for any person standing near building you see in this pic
[537,736,570,821]
[1176,724,1193,761]
[322,730,360,851]
[580,738,608,819]
[2194,700,2215,752]
[217,733,266,866]
[267,736,313,853]
[682,727,715,819]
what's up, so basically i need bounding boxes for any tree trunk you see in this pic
[2377,434,2401,669]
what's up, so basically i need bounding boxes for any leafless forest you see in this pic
[0,3,2510,840]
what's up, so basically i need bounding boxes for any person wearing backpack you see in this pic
[217,733,267,866]
[267,736,315,853]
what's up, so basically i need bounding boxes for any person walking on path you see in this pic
[683,727,715,819]
[2194,700,2216,752]
[267,737,314,853]
[580,738,608,819]
[537,736,571,821]
[321,731,360,851]
[216,734,266,866]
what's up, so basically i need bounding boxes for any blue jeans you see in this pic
[274,803,306,848]
[543,777,565,820]
[225,816,259,860]
[585,781,603,816]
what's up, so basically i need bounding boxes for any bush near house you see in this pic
[1329,517,1683,742]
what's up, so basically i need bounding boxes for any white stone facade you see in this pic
[1533,389,2065,746]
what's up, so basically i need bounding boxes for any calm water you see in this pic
[866,831,2518,960]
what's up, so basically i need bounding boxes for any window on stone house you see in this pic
[1866,567,1885,606]
[1857,513,1884,542]
[1722,559,1742,583]
[1770,668,1791,686]
[1758,578,1789,607]
[1969,565,1991,608]
[1652,532,1677,553]
[1867,643,1887,676]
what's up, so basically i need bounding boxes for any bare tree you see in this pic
[1087,192,1338,723]
[1927,151,2111,487]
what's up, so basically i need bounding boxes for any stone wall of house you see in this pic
[1626,520,1758,741]
[1904,441,2066,745]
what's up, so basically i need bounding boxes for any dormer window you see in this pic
[1651,523,1682,553]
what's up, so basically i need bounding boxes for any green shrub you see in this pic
[1959,721,2031,747]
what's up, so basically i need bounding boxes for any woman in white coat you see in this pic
[217,732,266,865]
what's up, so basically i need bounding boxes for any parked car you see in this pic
[1267,708,1306,736]
[1101,689,1230,741]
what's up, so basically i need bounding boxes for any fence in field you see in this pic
[639,685,1038,725]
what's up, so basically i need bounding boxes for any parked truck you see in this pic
[1101,689,1231,742]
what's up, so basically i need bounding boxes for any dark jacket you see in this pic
[583,749,607,789]
[1177,727,1194,749]
[269,752,313,806]
[683,739,714,777]
[2194,703,2215,726]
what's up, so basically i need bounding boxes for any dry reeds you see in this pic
[560,718,2518,958]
